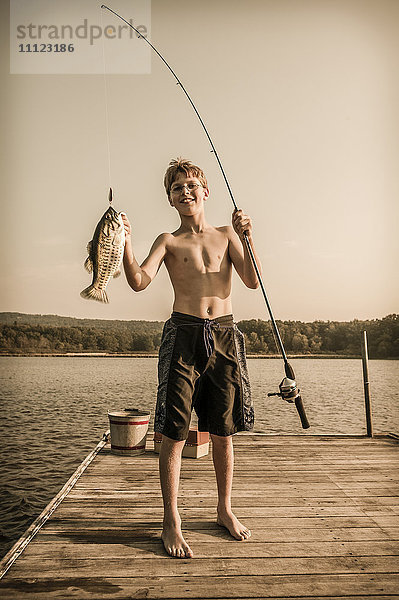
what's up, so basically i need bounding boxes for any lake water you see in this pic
[0,356,398,559]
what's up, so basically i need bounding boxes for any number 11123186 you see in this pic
[18,43,75,52]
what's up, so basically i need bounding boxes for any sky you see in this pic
[1,0,398,323]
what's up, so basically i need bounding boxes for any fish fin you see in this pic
[86,240,92,254]
[113,268,121,278]
[84,256,93,273]
[80,285,109,304]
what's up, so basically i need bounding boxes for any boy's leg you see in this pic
[211,434,251,541]
[159,435,194,558]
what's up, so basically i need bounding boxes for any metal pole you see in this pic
[361,330,373,437]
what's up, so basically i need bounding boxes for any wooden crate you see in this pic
[153,429,210,458]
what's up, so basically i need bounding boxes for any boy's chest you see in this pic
[168,233,229,273]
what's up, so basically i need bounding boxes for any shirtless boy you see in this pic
[122,158,261,559]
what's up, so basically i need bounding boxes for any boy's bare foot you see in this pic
[217,509,251,541]
[161,522,194,558]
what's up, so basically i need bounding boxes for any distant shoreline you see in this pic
[1,311,397,359]
[0,352,387,359]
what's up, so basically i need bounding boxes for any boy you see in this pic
[122,158,261,559]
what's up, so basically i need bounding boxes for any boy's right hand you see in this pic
[121,213,132,240]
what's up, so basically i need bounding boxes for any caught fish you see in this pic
[80,188,125,303]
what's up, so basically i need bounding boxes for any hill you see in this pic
[0,312,163,330]
[0,312,397,358]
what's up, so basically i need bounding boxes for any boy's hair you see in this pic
[164,158,208,198]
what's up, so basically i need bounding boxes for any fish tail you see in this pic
[80,285,109,304]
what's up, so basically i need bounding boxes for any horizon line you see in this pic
[0,310,397,324]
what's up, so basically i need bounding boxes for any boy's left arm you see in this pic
[228,209,261,289]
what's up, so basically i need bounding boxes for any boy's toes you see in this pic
[184,545,194,558]
[217,511,251,541]
[241,528,251,540]
[162,527,193,558]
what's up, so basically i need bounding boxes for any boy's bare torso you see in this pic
[122,172,259,318]
[164,225,233,319]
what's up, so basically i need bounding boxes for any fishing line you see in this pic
[100,6,112,189]
[100,4,310,428]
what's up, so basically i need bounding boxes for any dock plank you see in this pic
[2,574,399,599]
[1,434,398,599]
[35,524,399,542]
[16,539,399,559]
[8,555,399,578]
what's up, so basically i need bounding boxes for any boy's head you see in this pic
[164,158,208,200]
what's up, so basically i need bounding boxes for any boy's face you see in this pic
[168,172,209,215]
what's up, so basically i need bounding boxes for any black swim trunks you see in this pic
[154,312,254,441]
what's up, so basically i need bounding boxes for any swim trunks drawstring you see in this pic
[203,319,220,358]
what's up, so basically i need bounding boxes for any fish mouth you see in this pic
[106,206,119,219]
[104,207,124,231]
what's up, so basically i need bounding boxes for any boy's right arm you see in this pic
[122,214,167,292]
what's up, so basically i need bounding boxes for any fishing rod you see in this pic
[100,4,310,429]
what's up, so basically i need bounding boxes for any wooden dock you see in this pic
[1,434,398,599]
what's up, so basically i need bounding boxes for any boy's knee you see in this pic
[160,434,186,452]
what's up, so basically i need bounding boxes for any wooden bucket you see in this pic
[108,409,150,455]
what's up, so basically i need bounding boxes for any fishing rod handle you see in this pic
[295,395,310,429]
[285,361,310,429]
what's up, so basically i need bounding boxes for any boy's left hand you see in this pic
[232,209,252,241]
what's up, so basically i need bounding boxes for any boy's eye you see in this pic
[171,183,201,194]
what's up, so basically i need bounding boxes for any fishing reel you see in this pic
[268,377,299,403]
[268,364,310,429]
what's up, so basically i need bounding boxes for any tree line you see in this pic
[238,314,398,358]
[0,314,397,358]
